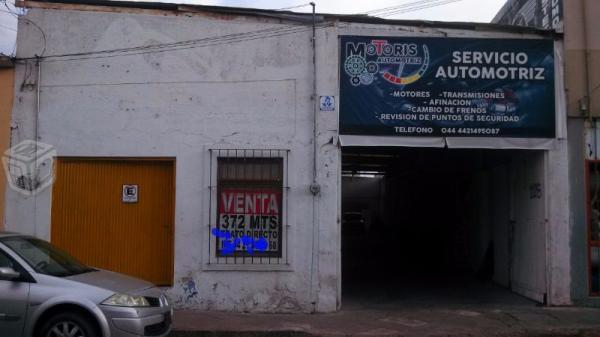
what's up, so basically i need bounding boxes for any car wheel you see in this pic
[39,311,99,337]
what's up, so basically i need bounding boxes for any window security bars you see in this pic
[208,149,290,265]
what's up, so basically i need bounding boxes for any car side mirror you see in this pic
[0,267,20,280]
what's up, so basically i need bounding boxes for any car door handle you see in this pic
[0,313,21,321]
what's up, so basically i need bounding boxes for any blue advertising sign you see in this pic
[340,36,555,138]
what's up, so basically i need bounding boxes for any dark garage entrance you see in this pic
[341,146,547,308]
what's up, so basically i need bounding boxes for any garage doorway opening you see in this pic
[341,147,546,308]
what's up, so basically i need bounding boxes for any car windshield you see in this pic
[0,236,95,277]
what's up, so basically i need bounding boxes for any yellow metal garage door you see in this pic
[51,158,175,286]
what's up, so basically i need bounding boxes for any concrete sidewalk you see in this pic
[171,281,600,337]
[171,305,600,337]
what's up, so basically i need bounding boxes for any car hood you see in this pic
[65,269,154,294]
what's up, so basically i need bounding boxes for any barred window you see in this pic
[208,149,289,266]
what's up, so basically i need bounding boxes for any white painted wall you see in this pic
[509,151,547,302]
[7,7,340,313]
[546,139,572,305]
[6,4,572,311]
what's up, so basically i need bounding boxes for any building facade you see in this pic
[6,0,572,312]
[494,0,600,307]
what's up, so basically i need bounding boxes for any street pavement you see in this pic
[171,305,600,337]
[171,279,600,337]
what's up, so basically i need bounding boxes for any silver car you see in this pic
[0,232,172,337]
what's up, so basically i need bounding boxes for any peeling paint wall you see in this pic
[8,7,331,312]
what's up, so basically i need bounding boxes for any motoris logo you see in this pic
[343,39,430,86]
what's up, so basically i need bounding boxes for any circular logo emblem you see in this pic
[344,55,367,76]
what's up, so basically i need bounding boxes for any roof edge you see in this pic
[17,0,561,38]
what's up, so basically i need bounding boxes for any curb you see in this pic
[171,329,600,337]
[172,332,309,337]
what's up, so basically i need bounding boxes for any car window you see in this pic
[0,237,94,277]
[0,249,15,269]
[0,248,35,282]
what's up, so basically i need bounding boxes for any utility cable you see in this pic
[376,0,463,18]
[18,22,332,62]
[9,0,460,62]
[0,7,46,56]
[363,0,440,15]
[275,3,312,11]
